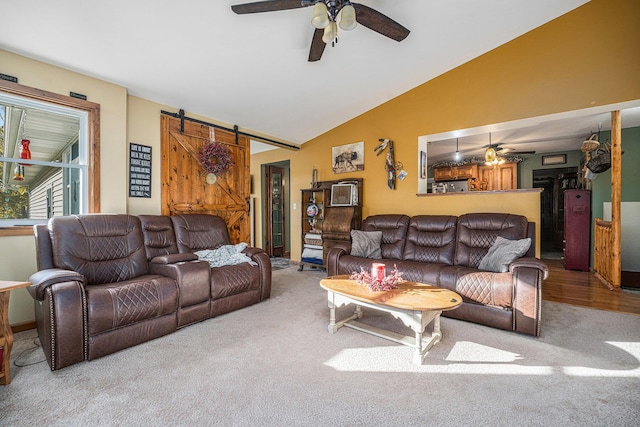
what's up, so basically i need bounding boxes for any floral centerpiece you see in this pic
[350,265,405,291]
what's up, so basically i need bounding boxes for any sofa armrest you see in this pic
[28,268,86,301]
[509,257,548,280]
[242,247,272,301]
[326,243,352,276]
[150,260,211,308]
[151,253,198,264]
[510,258,547,337]
[28,269,87,370]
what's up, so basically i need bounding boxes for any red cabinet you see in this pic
[563,190,591,271]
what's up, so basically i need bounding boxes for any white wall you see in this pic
[603,202,640,272]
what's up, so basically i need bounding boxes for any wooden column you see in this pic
[610,110,622,287]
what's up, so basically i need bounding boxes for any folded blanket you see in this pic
[303,244,323,250]
[195,243,257,268]
[301,247,323,259]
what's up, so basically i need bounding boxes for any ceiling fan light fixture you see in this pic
[484,146,497,163]
[322,21,338,44]
[339,4,357,31]
[311,3,330,29]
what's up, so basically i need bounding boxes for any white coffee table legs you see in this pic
[326,291,444,365]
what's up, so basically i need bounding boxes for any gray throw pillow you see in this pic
[350,230,382,259]
[478,236,531,273]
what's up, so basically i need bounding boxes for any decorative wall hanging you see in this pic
[374,138,403,190]
[332,141,364,174]
[542,154,567,166]
[19,139,31,166]
[200,141,233,184]
[129,143,152,198]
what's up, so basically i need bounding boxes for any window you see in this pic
[0,81,100,231]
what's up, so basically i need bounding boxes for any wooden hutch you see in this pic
[299,178,363,270]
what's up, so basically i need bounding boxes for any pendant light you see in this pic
[454,138,461,161]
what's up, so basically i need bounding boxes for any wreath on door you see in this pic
[200,141,233,175]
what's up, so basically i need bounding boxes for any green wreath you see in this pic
[200,141,233,175]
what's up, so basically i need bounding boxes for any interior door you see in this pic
[160,115,250,244]
[265,165,285,257]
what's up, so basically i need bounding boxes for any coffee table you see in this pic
[320,276,462,365]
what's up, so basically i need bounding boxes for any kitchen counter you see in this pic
[417,188,543,197]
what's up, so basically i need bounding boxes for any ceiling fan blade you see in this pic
[308,28,326,62]
[353,3,410,42]
[231,0,307,14]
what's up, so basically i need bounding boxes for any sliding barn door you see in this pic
[161,114,250,244]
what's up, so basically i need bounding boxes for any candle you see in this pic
[371,263,386,280]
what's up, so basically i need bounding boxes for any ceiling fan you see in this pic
[231,0,410,62]
[482,143,536,155]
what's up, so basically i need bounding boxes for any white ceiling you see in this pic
[0,0,593,152]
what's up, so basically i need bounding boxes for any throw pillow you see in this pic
[350,230,382,259]
[478,236,531,273]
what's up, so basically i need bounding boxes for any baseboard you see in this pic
[11,321,36,333]
[622,270,640,288]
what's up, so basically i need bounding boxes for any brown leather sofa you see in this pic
[326,213,548,336]
[28,213,271,371]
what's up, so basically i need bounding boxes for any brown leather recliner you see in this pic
[28,213,271,371]
[326,213,548,336]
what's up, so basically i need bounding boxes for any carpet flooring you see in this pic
[269,257,290,270]
[2,265,639,426]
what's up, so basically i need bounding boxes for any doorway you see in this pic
[533,166,579,259]
[262,161,290,258]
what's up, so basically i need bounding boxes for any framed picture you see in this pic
[542,154,567,165]
[330,184,356,206]
[420,150,427,179]
[332,141,364,174]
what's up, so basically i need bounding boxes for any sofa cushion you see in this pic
[350,230,382,258]
[86,275,178,335]
[439,265,513,308]
[171,214,231,253]
[50,214,149,285]
[454,213,529,268]
[479,236,532,273]
[139,215,179,261]
[361,215,410,259]
[210,263,261,300]
[403,215,457,265]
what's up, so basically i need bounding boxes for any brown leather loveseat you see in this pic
[326,213,548,336]
[28,213,271,371]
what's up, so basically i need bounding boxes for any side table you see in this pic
[0,280,31,385]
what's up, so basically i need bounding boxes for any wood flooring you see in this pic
[542,258,640,315]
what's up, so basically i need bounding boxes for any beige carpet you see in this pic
[2,265,639,426]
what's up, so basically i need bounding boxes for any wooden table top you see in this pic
[320,276,462,311]
[0,281,31,293]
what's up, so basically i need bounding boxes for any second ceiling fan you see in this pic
[231,0,410,62]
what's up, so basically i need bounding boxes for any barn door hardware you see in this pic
[161,110,300,151]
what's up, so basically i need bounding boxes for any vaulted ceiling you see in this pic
[0,0,592,148]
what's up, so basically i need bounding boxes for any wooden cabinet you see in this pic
[478,162,518,190]
[455,164,478,179]
[564,190,591,271]
[433,164,478,181]
[300,178,363,270]
[433,167,454,181]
